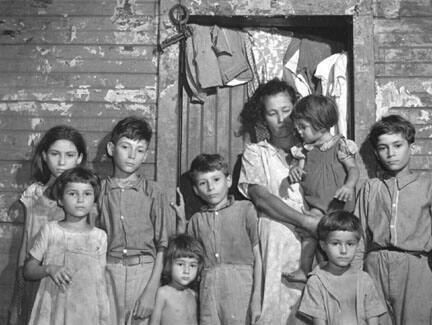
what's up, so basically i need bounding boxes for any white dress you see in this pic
[28,221,109,325]
[239,140,306,325]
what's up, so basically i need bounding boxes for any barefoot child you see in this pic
[150,234,204,325]
[9,125,87,325]
[184,153,262,325]
[299,210,387,324]
[23,167,109,325]
[286,95,360,282]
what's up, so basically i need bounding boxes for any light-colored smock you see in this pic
[299,265,387,324]
[239,140,305,325]
[28,221,109,325]
[9,183,65,325]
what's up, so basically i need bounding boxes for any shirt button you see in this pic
[390,225,395,228]
[215,253,219,258]
[121,188,125,192]
[123,249,128,255]
[215,212,218,216]
[120,215,124,220]
[392,203,396,207]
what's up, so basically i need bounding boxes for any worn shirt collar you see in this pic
[382,171,418,190]
[199,195,235,212]
[106,175,144,191]
[303,134,341,152]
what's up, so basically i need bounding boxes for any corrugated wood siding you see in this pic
[0,0,160,321]
[374,0,432,172]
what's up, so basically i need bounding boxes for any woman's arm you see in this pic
[248,184,319,232]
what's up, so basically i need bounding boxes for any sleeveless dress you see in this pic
[239,140,306,325]
[28,221,109,325]
[9,183,64,325]
[292,135,358,213]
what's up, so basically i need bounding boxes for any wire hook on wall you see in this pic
[155,4,192,54]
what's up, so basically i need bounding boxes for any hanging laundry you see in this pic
[283,35,344,97]
[246,28,293,84]
[283,38,313,98]
[184,24,254,103]
[315,52,348,137]
[211,26,253,86]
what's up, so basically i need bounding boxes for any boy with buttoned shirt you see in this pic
[356,115,432,325]
[180,153,262,325]
[98,116,175,325]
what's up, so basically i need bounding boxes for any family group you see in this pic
[7,78,432,325]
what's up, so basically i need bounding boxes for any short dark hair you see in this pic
[317,210,363,242]
[162,234,205,286]
[110,116,152,144]
[239,78,297,135]
[189,153,229,183]
[32,125,87,184]
[291,94,338,131]
[368,114,416,149]
[51,167,101,202]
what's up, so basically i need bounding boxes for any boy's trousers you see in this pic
[105,260,154,325]
[366,250,432,325]
[200,264,253,325]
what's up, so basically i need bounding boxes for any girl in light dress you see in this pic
[8,125,87,325]
[24,167,109,325]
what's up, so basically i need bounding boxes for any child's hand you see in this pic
[171,187,187,234]
[133,290,155,319]
[45,265,72,291]
[288,166,305,184]
[334,185,355,202]
[170,187,185,221]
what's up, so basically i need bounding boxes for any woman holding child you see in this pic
[238,79,318,325]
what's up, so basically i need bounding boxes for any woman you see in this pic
[238,79,318,325]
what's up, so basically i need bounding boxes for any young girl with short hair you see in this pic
[150,234,204,325]
[286,94,360,282]
[24,167,109,325]
[8,125,87,325]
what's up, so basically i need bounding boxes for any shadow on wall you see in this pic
[91,133,113,180]
[3,164,27,325]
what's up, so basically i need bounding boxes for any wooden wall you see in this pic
[374,0,432,173]
[0,0,160,322]
[0,0,431,322]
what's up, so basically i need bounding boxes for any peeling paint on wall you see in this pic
[423,81,432,95]
[31,118,43,129]
[375,81,423,120]
[104,88,156,103]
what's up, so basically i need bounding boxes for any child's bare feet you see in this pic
[281,269,308,283]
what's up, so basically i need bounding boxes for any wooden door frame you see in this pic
[156,7,375,198]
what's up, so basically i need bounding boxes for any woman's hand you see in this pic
[288,166,305,184]
[45,265,72,291]
[334,185,355,202]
